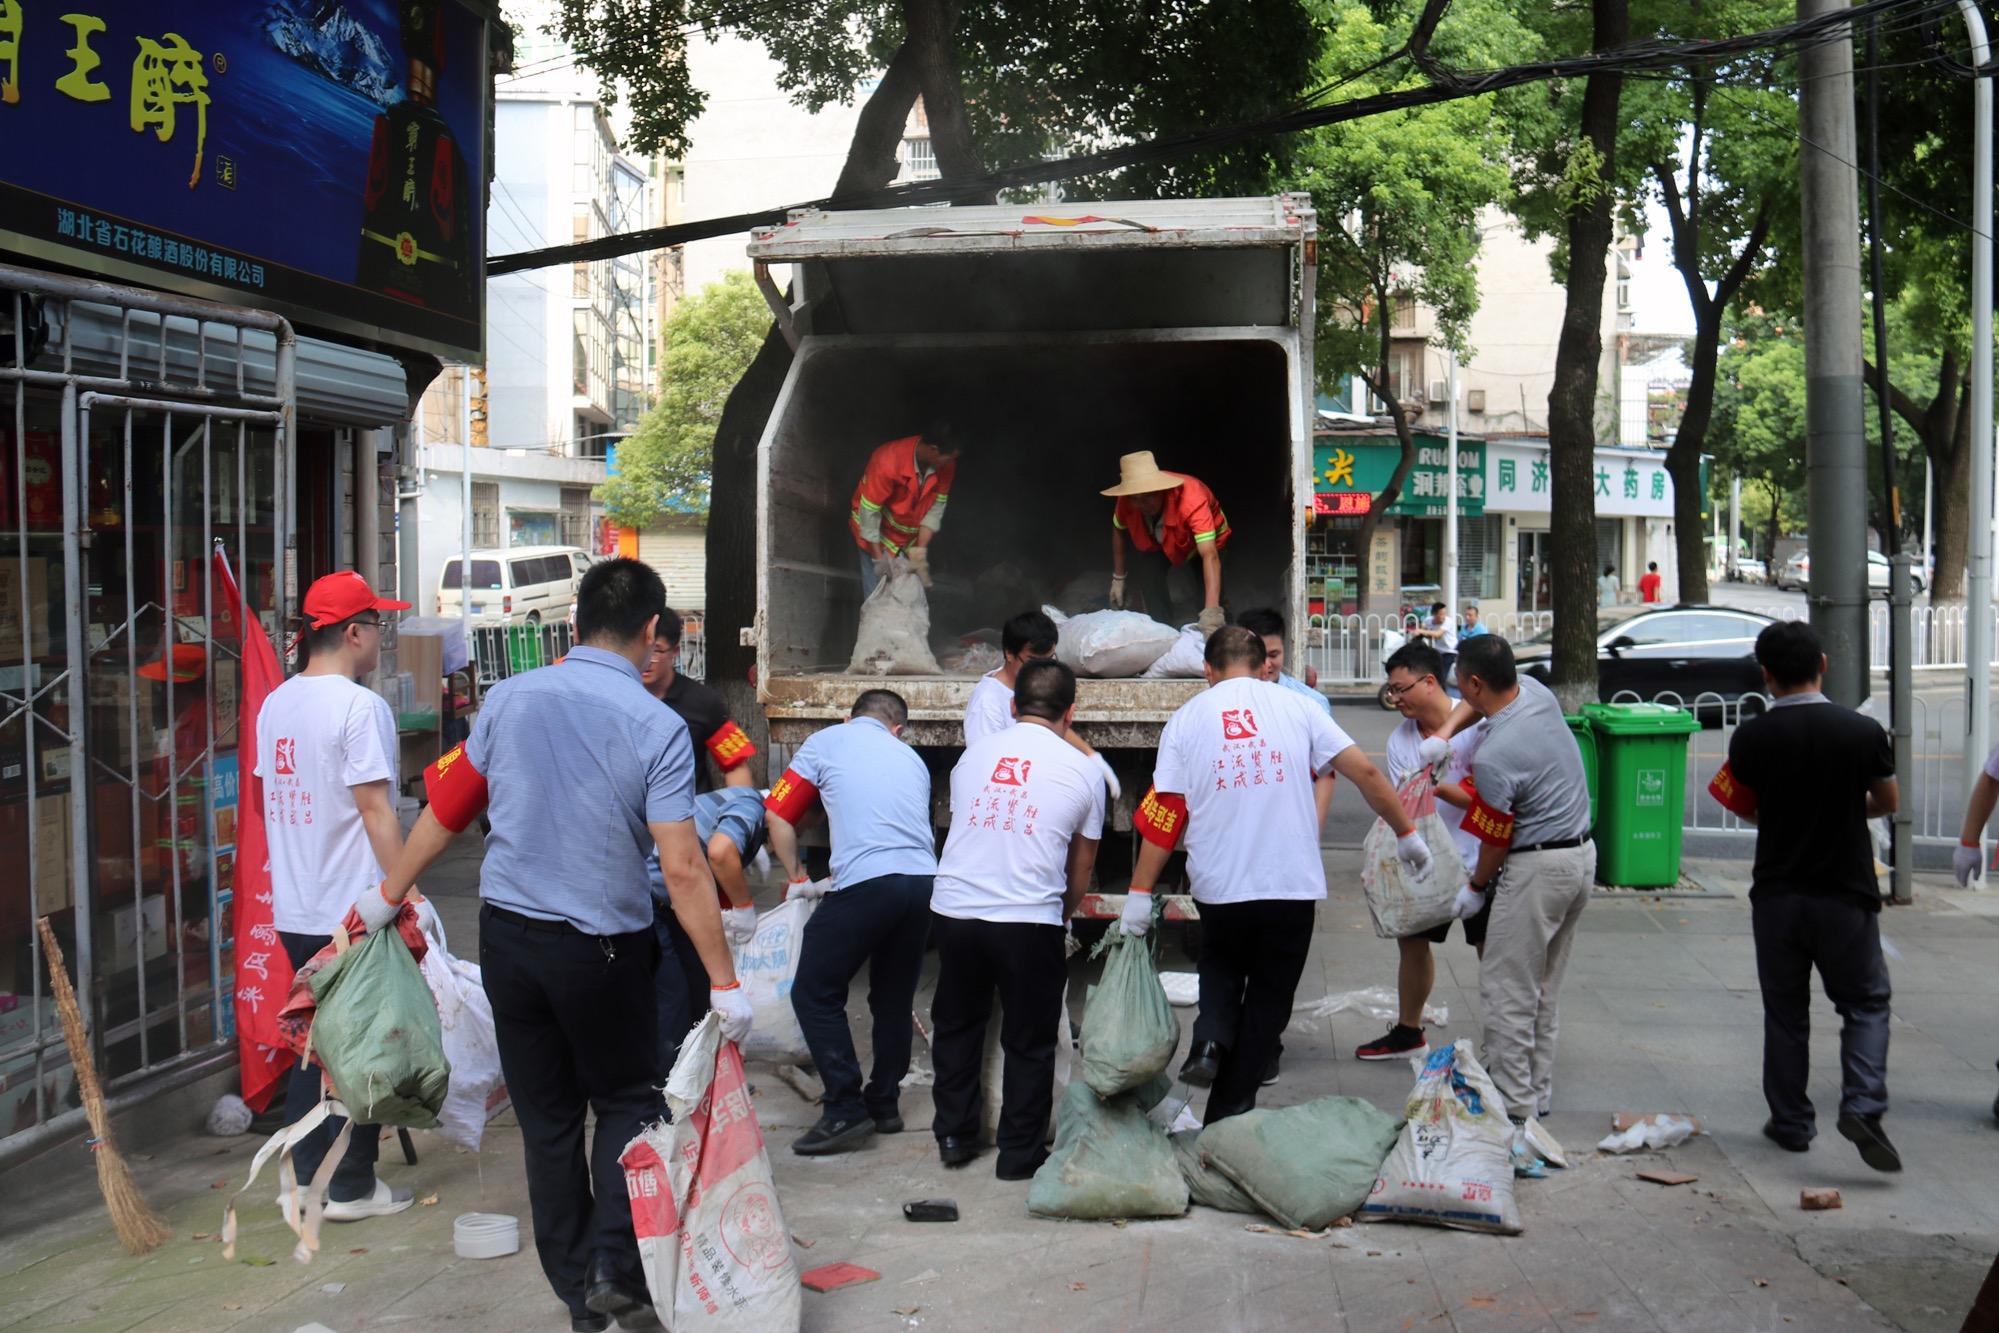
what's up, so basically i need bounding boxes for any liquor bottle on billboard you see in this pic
[356,2,473,317]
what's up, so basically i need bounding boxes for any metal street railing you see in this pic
[466,620,706,688]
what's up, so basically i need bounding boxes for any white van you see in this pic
[437,546,595,625]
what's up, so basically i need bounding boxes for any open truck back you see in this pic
[744,195,1318,909]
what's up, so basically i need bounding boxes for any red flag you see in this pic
[215,546,294,1111]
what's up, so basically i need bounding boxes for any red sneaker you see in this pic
[1355,1024,1429,1061]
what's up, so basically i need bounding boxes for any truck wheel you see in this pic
[1378,682,1398,711]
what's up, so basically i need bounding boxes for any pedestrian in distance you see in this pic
[1707,620,1904,1172]
[1355,640,1487,1063]
[765,689,937,1157]
[1639,561,1663,604]
[1459,602,1488,640]
[373,557,749,1333]
[258,571,415,1223]
[1439,634,1594,1128]
[1951,743,1999,1122]
[1126,626,1433,1124]
[930,660,1104,1179]
[640,608,762,1070]
[1412,601,1459,693]
[1598,563,1620,608]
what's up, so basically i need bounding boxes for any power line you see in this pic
[491,0,1941,276]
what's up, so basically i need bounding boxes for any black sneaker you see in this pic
[995,1148,1049,1182]
[791,1116,877,1157]
[1355,1024,1430,1062]
[1260,1053,1281,1086]
[1837,1112,1903,1173]
[873,1113,906,1134]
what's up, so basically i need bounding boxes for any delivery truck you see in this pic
[742,194,1319,910]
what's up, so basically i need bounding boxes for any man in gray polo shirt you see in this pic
[1439,634,1594,1124]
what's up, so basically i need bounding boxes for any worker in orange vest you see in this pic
[850,428,960,595]
[1105,451,1231,635]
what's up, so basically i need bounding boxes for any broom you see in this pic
[37,917,174,1254]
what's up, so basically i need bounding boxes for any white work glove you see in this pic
[1064,924,1082,958]
[1196,605,1227,636]
[872,552,897,581]
[722,905,758,948]
[1395,830,1434,882]
[787,877,830,901]
[1108,573,1126,609]
[1088,751,1122,801]
[1452,883,1487,920]
[1955,842,1984,887]
[906,546,933,588]
[1119,888,1153,937]
[1416,736,1451,772]
[710,984,754,1045]
[352,882,401,934]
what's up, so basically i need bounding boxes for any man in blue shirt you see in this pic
[766,690,937,1156]
[373,559,750,1333]
[1239,607,1333,719]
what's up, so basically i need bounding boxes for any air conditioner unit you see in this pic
[1467,388,1487,413]
[1427,381,1448,406]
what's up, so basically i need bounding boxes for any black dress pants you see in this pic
[277,931,381,1202]
[652,899,711,1075]
[479,905,664,1318]
[1752,892,1891,1136]
[1192,898,1317,1124]
[790,874,934,1124]
[928,912,1068,1174]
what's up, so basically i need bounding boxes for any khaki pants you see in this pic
[1479,841,1595,1120]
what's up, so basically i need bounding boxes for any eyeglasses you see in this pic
[352,617,383,631]
[1384,674,1434,699]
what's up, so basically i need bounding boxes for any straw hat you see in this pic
[1100,451,1187,497]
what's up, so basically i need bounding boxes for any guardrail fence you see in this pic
[464,621,706,687]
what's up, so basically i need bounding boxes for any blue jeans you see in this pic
[858,549,880,598]
[791,873,934,1123]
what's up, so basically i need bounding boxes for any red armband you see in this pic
[1460,786,1515,847]
[764,768,820,823]
[705,719,758,771]
[424,743,489,834]
[1707,762,1758,818]
[1135,785,1189,850]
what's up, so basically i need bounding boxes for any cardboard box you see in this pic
[31,792,72,914]
[98,893,168,974]
[400,631,444,717]
[0,557,51,660]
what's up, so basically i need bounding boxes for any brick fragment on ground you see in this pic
[1800,1189,1843,1211]
[801,1262,882,1293]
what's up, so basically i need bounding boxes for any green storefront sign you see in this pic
[1312,436,1485,518]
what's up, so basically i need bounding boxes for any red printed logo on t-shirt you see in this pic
[1221,709,1259,741]
[990,756,1032,787]
[273,737,297,775]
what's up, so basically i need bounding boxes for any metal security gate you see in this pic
[0,262,292,1161]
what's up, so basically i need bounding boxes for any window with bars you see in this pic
[902,136,938,181]
[472,482,501,548]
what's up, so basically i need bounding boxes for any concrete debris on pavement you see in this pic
[1801,1188,1846,1211]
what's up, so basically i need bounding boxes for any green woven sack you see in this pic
[1200,1096,1405,1230]
[1171,1129,1262,1215]
[1077,927,1178,1098]
[1027,1080,1188,1220]
[307,926,450,1128]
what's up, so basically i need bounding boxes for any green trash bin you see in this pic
[1564,714,1600,833]
[506,624,545,675]
[1581,702,1701,888]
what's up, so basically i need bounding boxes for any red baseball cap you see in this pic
[303,571,411,628]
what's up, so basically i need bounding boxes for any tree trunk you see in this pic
[1546,0,1626,711]
[1761,477,1782,562]
[1354,282,1419,620]
[1667,319,1722,605]
[1931,378,1972,602]
[905,0,985,191]
[703,42,926,771]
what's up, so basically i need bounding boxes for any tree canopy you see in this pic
[594,271,769,526]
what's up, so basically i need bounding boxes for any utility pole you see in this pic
[1797,0,1868,708]
[1954,0,1994,882]
[1729,475,1741,577]
[1444,353,1460,632]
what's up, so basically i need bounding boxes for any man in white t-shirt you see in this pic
[1413,602,1459,693]
[932,659,1104,1179]
[1124,627,1433,1123]
[1355,639,1487,1064]
[965,609,1122,800]
[256,571,413,1221]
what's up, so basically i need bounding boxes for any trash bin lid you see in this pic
[1580,701,1702,735]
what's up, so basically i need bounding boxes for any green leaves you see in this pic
[594,272,771,527]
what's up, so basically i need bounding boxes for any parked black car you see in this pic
[1511,605,1776,711]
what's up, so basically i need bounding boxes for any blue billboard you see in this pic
[0,0,493,361]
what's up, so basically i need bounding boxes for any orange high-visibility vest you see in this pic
[1113,472,1230,566]
[849,436,954,554]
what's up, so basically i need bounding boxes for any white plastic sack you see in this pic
[849,562,939,675]
[1360,772,1465,940]
[1359,1039,1521,1234]
[1056,610,1179,678]
[413,901,503,1151]
[1597,1114,1698,1154]
[623,1014,802,1330]
[1159,970,1200,1007]
[1140,626,1206,678]
[733,896,817,1066]
[1293,986,1448,1030]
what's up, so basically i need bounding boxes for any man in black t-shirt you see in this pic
[1707,620,1902,1172]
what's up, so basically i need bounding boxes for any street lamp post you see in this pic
[1958,0,1994,886]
